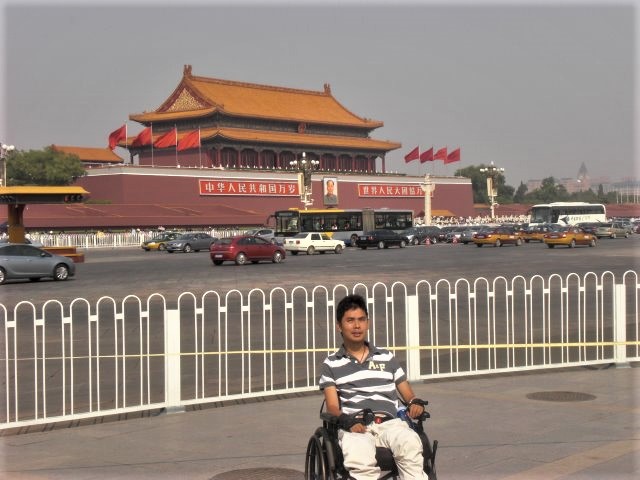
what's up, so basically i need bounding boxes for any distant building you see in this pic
[51,145,123,167]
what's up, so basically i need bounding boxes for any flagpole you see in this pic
[198,127,202,168]
[125,123,130,165]
[150,123,154,168]
[174,125,178,167]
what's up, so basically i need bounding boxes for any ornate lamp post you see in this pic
[479,161,505,220]
[0,143,15,187]
[289,152,319,209]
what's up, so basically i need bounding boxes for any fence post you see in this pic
[164,308,184,412]
[406,294,421,380]
[614,284,630,368]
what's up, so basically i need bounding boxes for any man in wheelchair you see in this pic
[317,294,434,479]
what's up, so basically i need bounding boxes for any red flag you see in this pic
[419,147,434,163]
[445,148,461,164]
[131,126,152,147]
[177,129,200,152]
[433,147,448,161]
[404,146,420,163]
[154,127,177,148]
[108,124,126,150]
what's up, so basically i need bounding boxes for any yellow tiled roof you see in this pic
[123,127,400,152]
[52,145,124,163]
[130,66,384,128]
[209,127,400,151]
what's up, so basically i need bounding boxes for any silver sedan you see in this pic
[0,244,76,284]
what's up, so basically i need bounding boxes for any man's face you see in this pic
[338,307,368,343]
[326,181,335,195]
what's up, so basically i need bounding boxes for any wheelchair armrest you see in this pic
[419,411,430,421]
[320,412,340,424]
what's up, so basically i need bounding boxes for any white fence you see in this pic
[1,271,638,430]
[26,228,247,249]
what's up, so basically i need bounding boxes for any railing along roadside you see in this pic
[1,271,638,431]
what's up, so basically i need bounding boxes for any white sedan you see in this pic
[284,232,345,255]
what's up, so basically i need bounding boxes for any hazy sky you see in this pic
[0,0,636,186]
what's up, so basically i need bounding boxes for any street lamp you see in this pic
[0,143,16,187]
[479,161,505,220]
[289,152,319,209]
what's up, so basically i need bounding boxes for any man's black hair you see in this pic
[336,294,368,323]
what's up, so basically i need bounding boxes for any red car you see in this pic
[210,235,286,265]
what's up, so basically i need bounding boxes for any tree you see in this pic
[523,177,570,204]
[6,146,86,186]
[455,164,512,204]
[513,182,528,203]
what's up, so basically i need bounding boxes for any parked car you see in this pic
[355,230,408,249]
[436,226,458,243]
[543,226,597,248]
[459,226,481,244]
[400,226,441,245]
[574,222,601,236]
[165,233,217,253]
[472,226,523,247]
[595,222,630,239]
[210,235,286,265]
[444,227,467,243]
[284,232,345,255]
[0,243,76,284]
[522,224,561,243]
[245,228,276,243]
[141,232,179,251]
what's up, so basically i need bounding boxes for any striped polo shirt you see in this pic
[319,342,406,417]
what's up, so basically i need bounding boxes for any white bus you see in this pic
[528,202,606,227]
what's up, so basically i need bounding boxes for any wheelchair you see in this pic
[304,401,438,480]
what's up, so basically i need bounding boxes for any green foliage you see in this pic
[6,146,86,186]
[454,164,512,204]
[513,182,528,203]
[455,167,625,206]
[455,165,488,203]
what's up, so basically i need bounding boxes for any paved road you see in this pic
[1,236,638,309]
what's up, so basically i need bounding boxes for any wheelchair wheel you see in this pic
[305,434,329,480]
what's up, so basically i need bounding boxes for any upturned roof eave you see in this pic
[129,108,383,130]
[119,126,401,153]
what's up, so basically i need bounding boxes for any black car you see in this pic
[400,226,441,245]
[355,230,409,249]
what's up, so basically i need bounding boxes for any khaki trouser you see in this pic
[338,418,428,480]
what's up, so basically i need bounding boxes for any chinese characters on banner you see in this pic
[358,184,424,197]
[199,179,299,196]
[198,179,424,198]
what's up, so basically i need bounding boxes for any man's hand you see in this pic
[407,398,426,419]
[338,413,367,433]
[349,423,367,433]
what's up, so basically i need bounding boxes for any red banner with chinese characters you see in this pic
[199,179,299,196]
[358,184,424,197]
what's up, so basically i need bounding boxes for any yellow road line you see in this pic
[1,341,638,361]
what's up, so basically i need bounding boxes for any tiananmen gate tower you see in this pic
[14,66,475,230]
